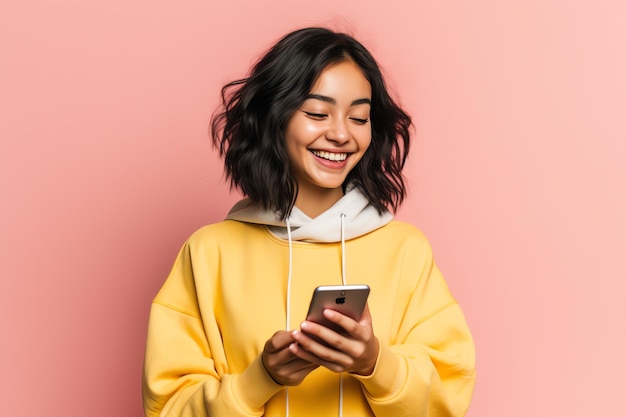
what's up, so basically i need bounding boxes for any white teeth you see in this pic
[311,150,348,161]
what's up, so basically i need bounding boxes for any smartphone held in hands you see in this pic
[305,284,370,334]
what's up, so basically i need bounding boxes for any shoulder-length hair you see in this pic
[211,27,412,219]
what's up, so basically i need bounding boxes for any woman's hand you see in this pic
[262,330,320,386]
[288,304,379,376]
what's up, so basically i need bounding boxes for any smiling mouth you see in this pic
[310,150,349,162]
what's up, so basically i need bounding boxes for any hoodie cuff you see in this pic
[232,354,284,411]
[350,344,405,400]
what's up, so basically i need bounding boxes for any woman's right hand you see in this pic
[262,330,319,386]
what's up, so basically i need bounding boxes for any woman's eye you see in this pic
[350,117,369,125]
[303,112,327,120]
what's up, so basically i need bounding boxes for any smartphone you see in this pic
[305,284,370,334]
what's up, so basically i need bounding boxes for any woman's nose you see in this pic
[325,118,350,143]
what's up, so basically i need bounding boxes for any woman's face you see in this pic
[285,60,372,209]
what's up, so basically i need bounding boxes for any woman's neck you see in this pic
[294,186,344,218]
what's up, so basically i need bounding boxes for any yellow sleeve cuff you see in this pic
[232,354,284,412]
[350,344,407,400]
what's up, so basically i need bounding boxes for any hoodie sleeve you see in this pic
[142,241,284,417]
[351,234,476,417]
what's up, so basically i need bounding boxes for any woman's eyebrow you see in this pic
[306,94,371,106]
[351,98,372,106]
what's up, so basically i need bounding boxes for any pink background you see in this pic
[2,1,625,416]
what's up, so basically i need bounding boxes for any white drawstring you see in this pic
[285,217,293,417]
[284,214,347,417]
[340,213,347,286]
[285,217,293,336]
[339,213,347,417]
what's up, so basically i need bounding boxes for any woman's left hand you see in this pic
[289,303,379,376]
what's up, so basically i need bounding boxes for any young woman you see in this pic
[142,27,476,417]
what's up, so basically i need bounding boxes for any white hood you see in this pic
[225,186,393,242]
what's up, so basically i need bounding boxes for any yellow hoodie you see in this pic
[143,190,475,417]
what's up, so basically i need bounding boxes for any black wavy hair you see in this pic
[211,27,412,219]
